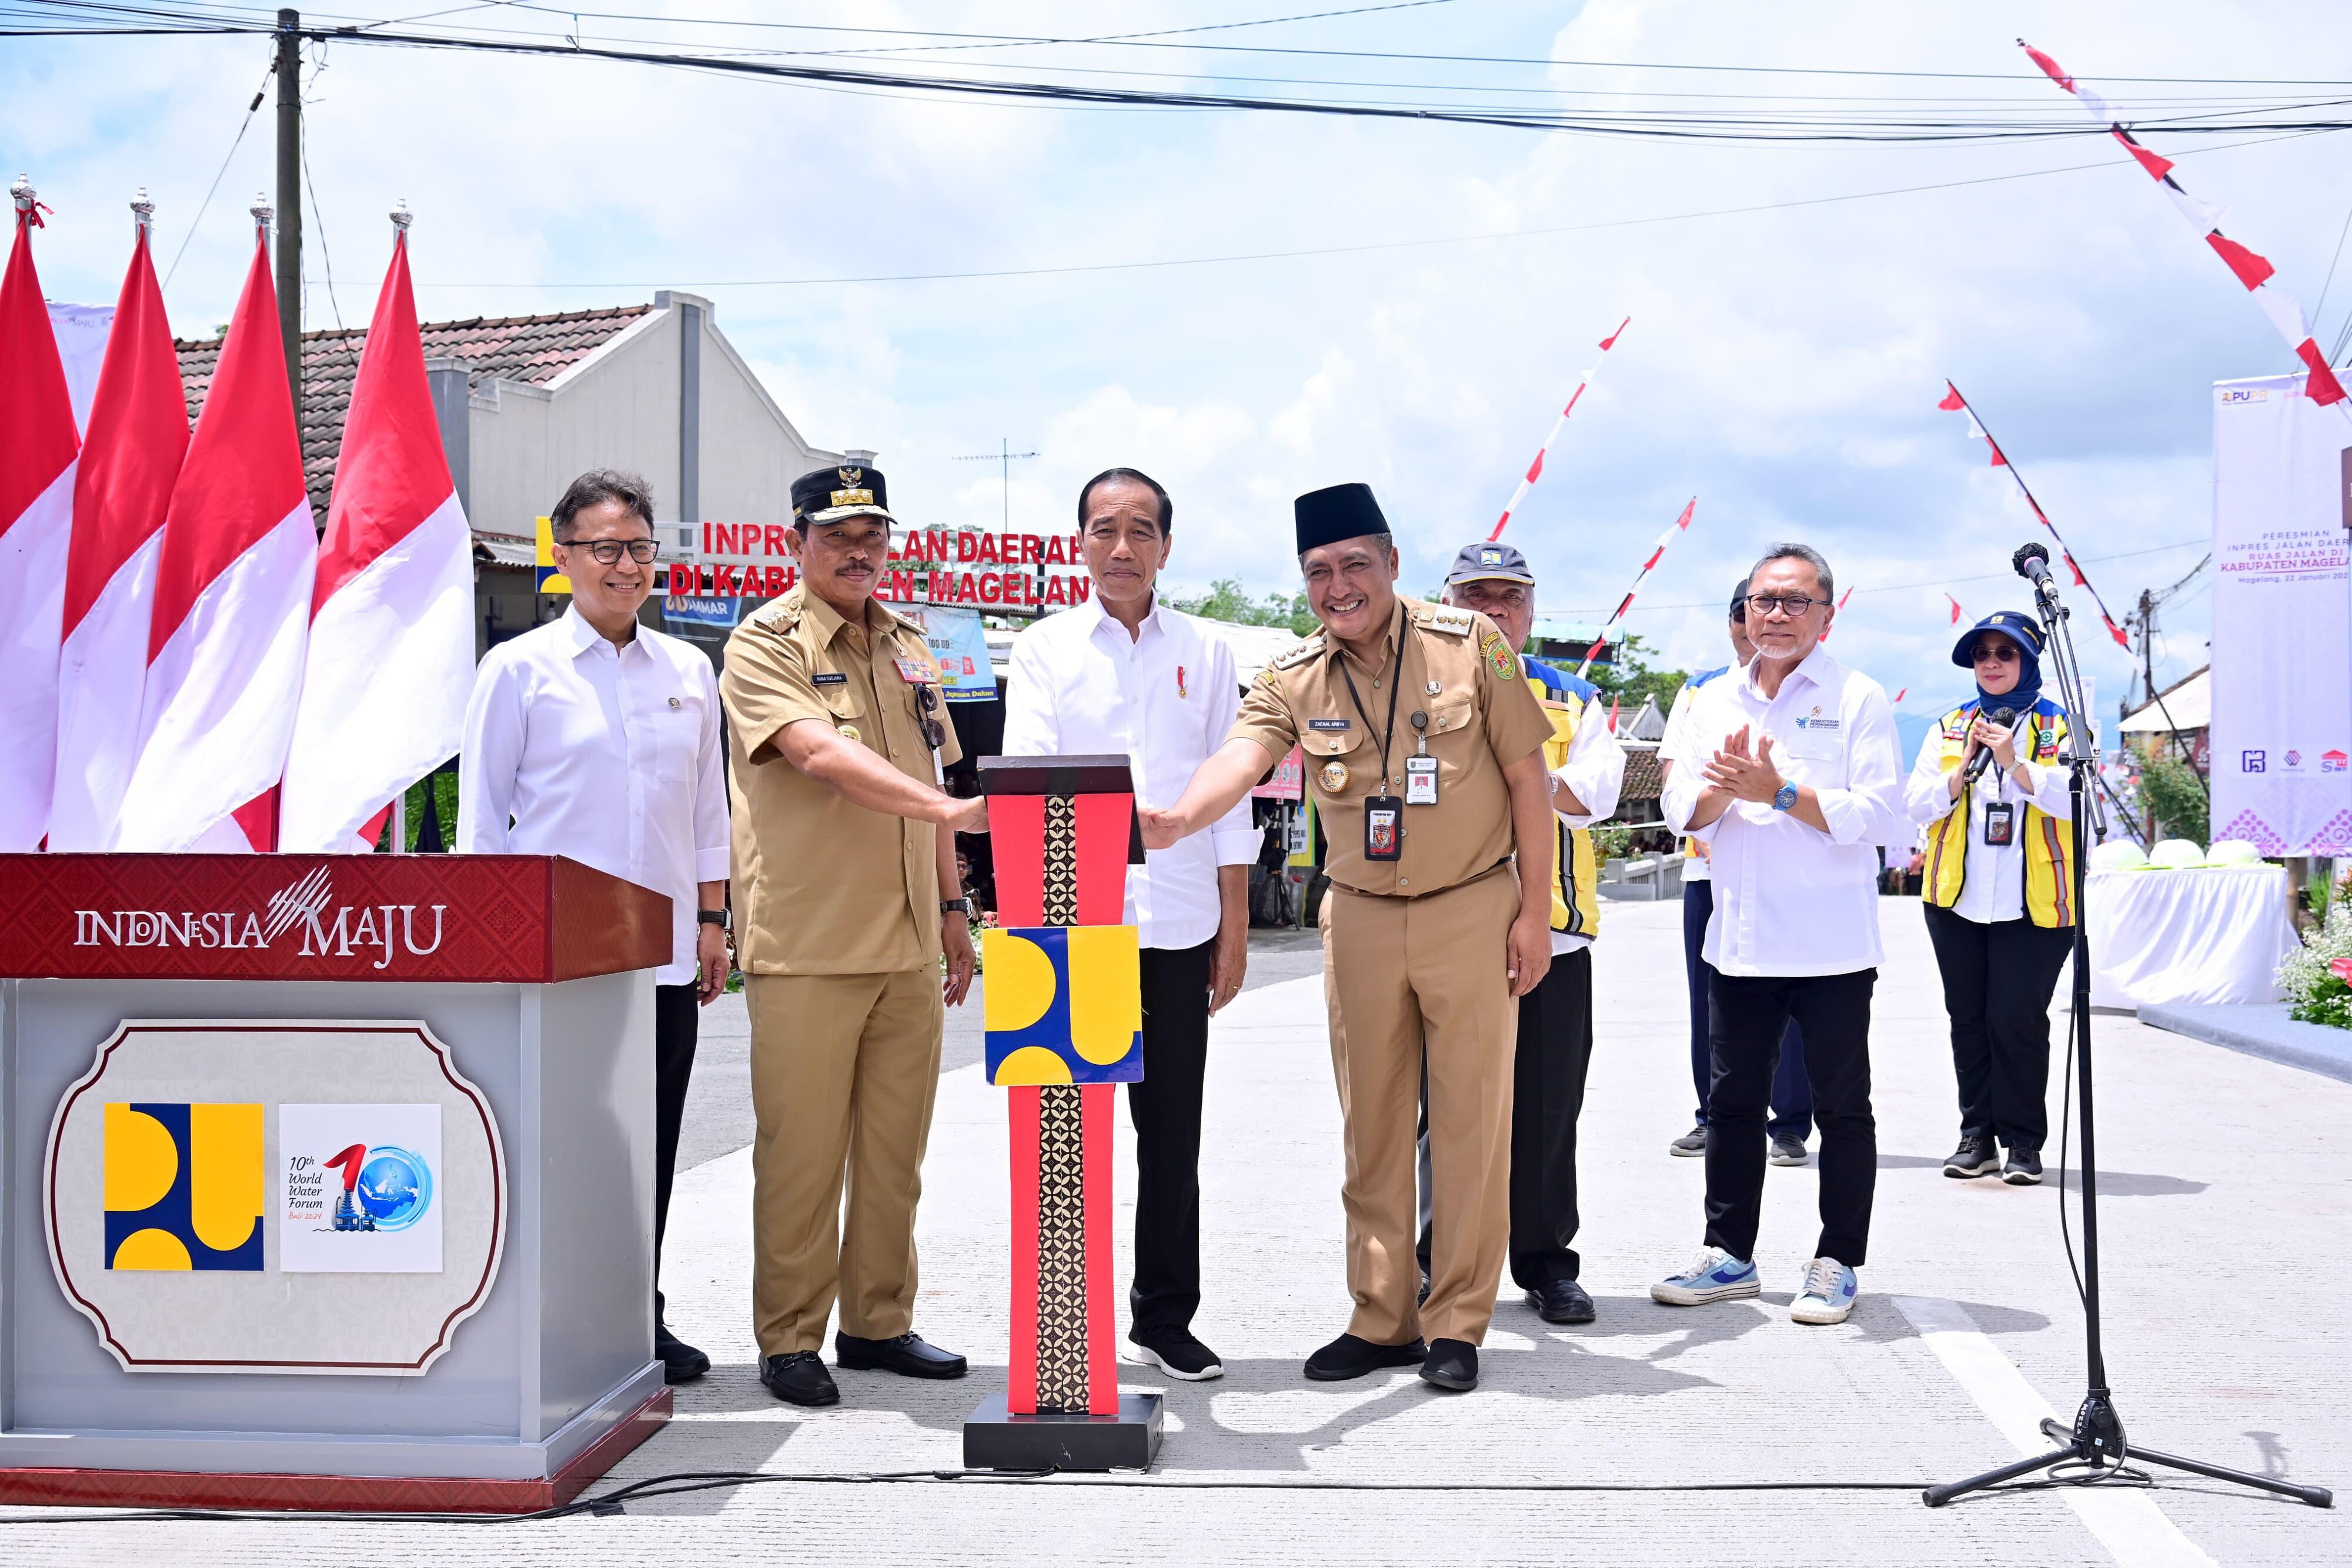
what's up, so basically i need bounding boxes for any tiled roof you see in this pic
[1615,747,1665,805]
[174,303,652,524]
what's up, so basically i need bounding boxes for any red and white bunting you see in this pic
[1488,316,1629,540]
[1576,496,1693,677]
[1894,686,1909,705]
[1937,380,2132,648]
[0,183,81,850]
[280,217,475,853]
[2022,39,2347,407]
[1946,593,1965,626]
[115,220,316,852]
[1819,586,1853,643]
[51,211,189,851]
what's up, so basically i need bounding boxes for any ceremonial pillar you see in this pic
[962,755,1164,1470]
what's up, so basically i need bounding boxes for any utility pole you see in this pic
[275,9,302,416]
[952,438,1041,607]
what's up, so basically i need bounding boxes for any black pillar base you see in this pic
[963,1391,1164,1472]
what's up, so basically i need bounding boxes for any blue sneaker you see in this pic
[1790,1257,1858,1325]
[1650,1246,1760,1306]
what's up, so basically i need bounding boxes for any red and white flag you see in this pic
[1946,593,1965,626]
[2023,39,2346,406]
[49,212,189,851]
[280,219,473,852]
[1489,317,1629,540]
[114,222,315,851]
[0,183,80,850]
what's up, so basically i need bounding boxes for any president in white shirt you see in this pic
[1003,467,1256,1383]
[1653,543,1903,1329]
[457,469,730,1385]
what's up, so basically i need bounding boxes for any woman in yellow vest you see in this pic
[1905,610,2073,1189]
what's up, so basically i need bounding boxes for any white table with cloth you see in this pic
[2083,864,2301,1009]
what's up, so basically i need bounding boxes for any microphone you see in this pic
[2013,541,2057,599]
[1966,705,2017,781]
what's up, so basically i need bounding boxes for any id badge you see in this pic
[1404,754,1439,806]
[1364,796,1404,861]
[1983,800,2017,847]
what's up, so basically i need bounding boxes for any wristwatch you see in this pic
[941,897,976,919]
[1771,781,1799,813]
[697,909,730,930]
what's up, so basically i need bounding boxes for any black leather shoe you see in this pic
[1524,1279,1596,1325]
[1303,1332,1426,1382]
[834,1330,968,1379]
[761,1351,838,1406]
[655,1318,710,1383]
[1419,1338,1478,1392]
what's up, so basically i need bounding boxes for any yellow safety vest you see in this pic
[1920,699,2074,927]
[1531,674,1601,940]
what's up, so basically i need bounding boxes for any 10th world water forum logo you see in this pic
[320,1141,433,1233]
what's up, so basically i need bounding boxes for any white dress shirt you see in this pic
[1661,646,1904,978]
[1003,592,1258,950]
[1904,705,2074,925]
[457,607,730,985]
[1659,668,1732,885]
[1537,670,1627,956]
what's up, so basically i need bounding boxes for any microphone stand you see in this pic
[1923,567,2331,1509]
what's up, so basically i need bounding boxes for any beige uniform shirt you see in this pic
[721,584,964,975]
[1231,596,1551,897]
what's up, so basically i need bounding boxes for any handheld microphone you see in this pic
[1965,705,2018,781]
[2013,541,2057,599]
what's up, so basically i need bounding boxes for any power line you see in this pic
[404,127,2338,291]
[160,54,273,289]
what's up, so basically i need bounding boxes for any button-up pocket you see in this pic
[652,684,705,783]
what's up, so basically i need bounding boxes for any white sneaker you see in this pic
[1649,1246,1760,1306]
[1789,1257,1857,1325]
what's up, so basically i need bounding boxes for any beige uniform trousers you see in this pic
[1321,869,1519,1347]
[746,969,944,1356]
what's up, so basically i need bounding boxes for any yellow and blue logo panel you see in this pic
[535,515,572,595]
[982,925,1143,1085]
[103,1102,264,1271]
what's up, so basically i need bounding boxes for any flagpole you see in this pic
[1488,317,1628,541]
[1575,496,1694,678]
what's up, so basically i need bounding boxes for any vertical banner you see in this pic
[2210,373,2352,854]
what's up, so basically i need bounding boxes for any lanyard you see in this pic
[1337,607,1405,790]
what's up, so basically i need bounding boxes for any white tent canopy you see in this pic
[2120,667,2210,734]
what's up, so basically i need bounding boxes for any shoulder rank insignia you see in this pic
[1479,627,1516,681]
[1418,604,1476,637]
[1268,636,1327,672]
[753,599,803,634]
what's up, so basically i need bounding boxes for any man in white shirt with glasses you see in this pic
[1653,543,1903,1328]
[459,469,730,1385]
[1003,466,1256,1383]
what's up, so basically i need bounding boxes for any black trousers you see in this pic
[1508,947,1595,1290]
[1922,902,2073,1151]
[1703,968,1877,1268]
[653,981,700,1322]
[1683,879,1812,1138]
[1128,938,1216,1335]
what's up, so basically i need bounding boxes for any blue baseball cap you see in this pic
[1952,610,2044,667]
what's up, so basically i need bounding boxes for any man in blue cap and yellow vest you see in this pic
[1433,540,1625,1326]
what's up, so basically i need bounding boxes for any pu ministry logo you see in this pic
[72,866,449,969]
[103,1102,265,1271]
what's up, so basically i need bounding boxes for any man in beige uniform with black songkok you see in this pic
[721,463,987,1409]
[1141,482,1556,1394]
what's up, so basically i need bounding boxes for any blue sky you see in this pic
[9,0,2349,723]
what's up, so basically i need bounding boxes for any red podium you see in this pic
[0,853,673,1513]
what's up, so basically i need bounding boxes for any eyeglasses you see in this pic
[1743,593,1820,618]
[563,539,659,564]
[1972,642,2021,664]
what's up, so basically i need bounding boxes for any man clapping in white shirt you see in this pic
[1003,468,1256,1383]
[457,470,730,1385]
[1652,543,1903,1329]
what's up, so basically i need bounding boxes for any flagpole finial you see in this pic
[10,175,33,213]
[251,192,274,240]
[390,199,413,233]
[131,188,155,236]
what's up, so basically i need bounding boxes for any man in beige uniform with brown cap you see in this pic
[1141,482,1555,1394]
[721,463,986,1409]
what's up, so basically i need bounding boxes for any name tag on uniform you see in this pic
[1308,718,1351,731]
[1984,801,2017,847]
[1404,754,1438,805]
[894,656,936,685]
[813,671,848,686]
